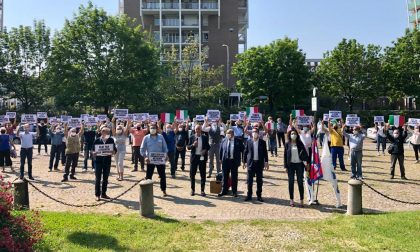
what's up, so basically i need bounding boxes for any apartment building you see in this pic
[0,0,3,32]
[119,0,249,89]
[408,0,420,30]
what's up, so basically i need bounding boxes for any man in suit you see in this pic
[187,124,211,196]
[243,127,269,202]
[218,129,244,197]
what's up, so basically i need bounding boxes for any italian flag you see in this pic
[266,121,276,130]
[389,115,405,127]
[176,110,188,121]
[160,113,175,123]
[246,106,259,115]
[292,109,304,118]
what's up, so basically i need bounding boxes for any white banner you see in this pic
[323,114,329,121]
[238,111,246,121]
[407,118,420,127]
[248,113,262,123]
[149,152,166,165]
[297,116,312,126]
[86,117,98,126]
[206,110,221,122]
[195,115,205,121]
[133,113,149,122]
[114,109,128,119]
[230,114,239,121]
[97,115,108,122]
[80,114,89,121]
[149,115,158,122]
[374,116,384,123]
[49,117,58,125]
[346,114,358,118]
[329,111,342,120]
[6,112,16,119]
[21,114,37,124]
[68,118,81,128]
[60,115,72,123]
[95,144,114,155]
[345,117,360,127]
[0,115,9,124]
[37,112,48,119]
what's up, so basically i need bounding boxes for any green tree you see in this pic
[0,21,51,112]
[47,2,160,114]
[382,29,420,101]
[232,38,311,112]
[315,39,382,111]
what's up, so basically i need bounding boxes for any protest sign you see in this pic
[49,117,58,125]
[407,118,420,127]
[6,112,16,119]
[297,116,312,126]
[238,111,246,121]
[114,109,128,119]
[230,114,239,121]
[80,114,89,121]
[60,115,72,123]
[206,110,221,122]
[323,114,329,121]
[37,112,48,119]
[345,117,360,127]
[346,114,358,118]
[97,114,107,122]
[21,114,37,124]
[133,113,149,122]
[86,117,98,126]
[149,152,166,165]
[68,118,81,128]
[0,115,9,124]
[95,144,114,155]
[248,113,262,123]
[195,115,205,122]
[149,115,158,122]
[374,116,384,123]
[329,111,342,120]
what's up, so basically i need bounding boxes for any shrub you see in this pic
[0,176,43,251]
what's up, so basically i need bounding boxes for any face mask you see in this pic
[393,134,399,138]
[55,129,61,133]
[178,128,183,132]
[303,127,309,132]
[150,129,157,135]
[166,128,172,132]
[252,132,259,139]
[291,134,297,140]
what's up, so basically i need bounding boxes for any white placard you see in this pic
[346,114,358,118]
[297,116,313,126]
[323,114,329,121]
[374,116,384,123]
[86,117,98,126]
[238,111,246,121]
[149,115,158,122]
[0,115,9,124]
[68,118,81,128]
[37,112,48,119]
[329,111,342,120]
[248,113,262,123]
[95,144,114,155]
[133,113,149,122]
[80,114,89,121]
[345,117,360,127]
[97,114,108,122]
[149,152,166,165]
[49,117,58,125]
[60,115,72,123]
[195,115,205,121]
[206,110,221,122]
[230,114,239,121]
[126,114,134,121]
[6,112,16,119]
[114,109,128,119]
[21,114,37,124]
[407,118,420,127]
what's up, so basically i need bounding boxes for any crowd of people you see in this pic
[0,113,419,207]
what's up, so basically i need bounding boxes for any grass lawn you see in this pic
[31,211,420,251]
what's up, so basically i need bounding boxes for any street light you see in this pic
[222,44,230,88]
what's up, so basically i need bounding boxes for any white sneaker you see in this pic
[377,152,380,156]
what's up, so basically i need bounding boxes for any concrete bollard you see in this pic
[139,179,154,217]
[347,179,363,215]
[13,179,30,210]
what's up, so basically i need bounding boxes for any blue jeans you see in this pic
[269,138,277,155]
[20,147,33,178]
[350,150,363,177]
[376,135,386,153]
[331,146,345,170]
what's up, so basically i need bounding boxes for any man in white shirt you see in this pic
[19,124,37,180]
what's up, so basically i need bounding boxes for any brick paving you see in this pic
[2,141,420,221]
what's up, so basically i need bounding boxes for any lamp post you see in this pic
[222,44,230,88]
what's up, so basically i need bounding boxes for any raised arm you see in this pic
[125,119,131,136]
[78,123,85,136]
[112,117,117,136]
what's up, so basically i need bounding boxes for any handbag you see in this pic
[387,144,396,154]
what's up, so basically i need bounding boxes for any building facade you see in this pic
[119,0,248,89]
[0,0,3,32]
[408,0,420,30]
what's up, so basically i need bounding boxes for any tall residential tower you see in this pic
[408,0,420,30]
[119,0,249,89]
[0,0,4,32]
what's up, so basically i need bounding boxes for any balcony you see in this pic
[155,19,180,27]
[408,0,420,10]
[182,35,199,43]
[201,2,218,9]
[409,11,420,23]
[163,36,180,44]
[143,2,159,9]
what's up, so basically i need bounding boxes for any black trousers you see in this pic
[38,136,48,154]
[175,147,186,170]
[412,144,419,161]
[49,144,61,170]
[276,132,286,147]
[146,164,167,191]
[390,154,405,177]
[0,150,12,167]
[20,148,33,178]
[61,143,67,165]
[190,156,206,192]
[221,159,239,194]
[64,153,79,178]
[246,162,263,197]
[84,143,95,169]
[95,157,111,197]
[133,146,144,170]
[288,162,305,201]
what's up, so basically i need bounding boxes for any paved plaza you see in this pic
[2,141,420,221]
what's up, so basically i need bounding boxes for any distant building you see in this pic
[305,59,322,73]
[408,0,420,30]
[0,0,3,32]
[119,0,249,89]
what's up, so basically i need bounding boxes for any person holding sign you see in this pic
[265,116,277,157]
[140,124,169,196]
[243,127,269,202]
[202,117,223,178]
[276,118,287,148]
[83,123,99,171]
[385,123,408,180]
[48,124,65,172]
[37,120,48,155]
[61,123,84,182]
[342,124,366,179]
[18,124,37,180]
[93,126,117,201]
[374,122,387,156]
[187,125,211,196]
[112,117,131,181]
[130,123,148,172]
[326,119,347,171]
[408,125,420,163]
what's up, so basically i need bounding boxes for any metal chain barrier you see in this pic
[27,178,144,207]
[357,178,420,205]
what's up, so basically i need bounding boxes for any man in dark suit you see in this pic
[243,127,269,202]
[218,129,244,197]
[187,124,211,196]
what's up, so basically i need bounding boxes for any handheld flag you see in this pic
[160,113,175,123]
[246,106,259,115]
[292,109,304,118]
[388,115,405,127]
[310,138,323,184]
[176,110,188,121]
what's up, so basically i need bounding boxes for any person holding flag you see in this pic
[385,122,408,180]
[307,135,324,205]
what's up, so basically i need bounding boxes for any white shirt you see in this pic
[291,144,301,163]
[227,139,234,159]
[377,126,385,138]
[19,132,36,148]
[195,135,203,155]
[253,140,259,161]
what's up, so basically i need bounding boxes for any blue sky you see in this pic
[3,0,409,58]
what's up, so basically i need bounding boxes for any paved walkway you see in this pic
[2,142,420,221]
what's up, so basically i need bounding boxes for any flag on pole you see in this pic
[309,138,323,184]
[160,113,175,123]
[388,115,405,127]
[321,137,342,208]
[176,110,188,121]
[246,106,259,115]
[291,109,304,118]
[265,121,276,130]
